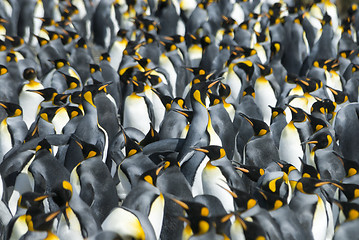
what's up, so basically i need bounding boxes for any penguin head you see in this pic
[0,40,6,52]
[270,41,282,59]
[66,106,83,120]
[75,37,87,49]
[131,79,145,94]
[52,59,70,70]
[321,13,332,27]
[230,46,256,61]
[185,66,208,78]
[239,113,270,136]
[23,68,37,81]
[52,180,73,208]
[35,138,53,154]
[18,192,51,209]
[39,107,59,123]
[193,145,226,161]
[174,109,193,123]
[27,88,58,102]
[69,91,82,105]
[297,77,322,93]
[334,201,359,222]
[54,94,69,106]
[0,101,22,117]
[190,80,219,108]
[276,161,298,176]
[218,83,231,100]
[285,73,299,84]
[257,188,286,211]
[25,207,61,232]
[311,99,326,115]
[121,127,142,157]
[301,163,321,179]
[259,172,290,196]
[326,86,348,105]
[236,60,254,81]
[62,74,81,90]
[47,30,60,42]
[162,157,181,169]
[133,56,152,70]
[139,165,163,186]
[172,198,212,236]
[337,183,359,202]
[208,92,223,106]
[6,35,25,48]
[242,85,255,98]
[0,64,8,76]
[172,98,188,110]
[295,177,343,194]
[59,32,73,45]
[100,52,111,62]
[73,135,102,160]
[335,153,359,179]
[39,17,56,28]
[286,104,306,122]
[162,35,185,44]
[269,105,285,121]
[89,64,101,75]
[6,52,17,63]
[200,35,212,49]
[139,123,159,147]
[151,88,173,111]
[81,83,109,108]
[227,187,257,212]
[304,130,333,151]
[235,164,265,182]
[306,113,328,132]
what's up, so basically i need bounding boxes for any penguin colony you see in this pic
[1,0,359,239]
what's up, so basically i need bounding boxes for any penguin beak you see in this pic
[193,147,209,154]
[156,165,163,175]
[286,104,298,114]
[235,167,249,173]
[98,83,111,92]
[239,113,253,126]
[314,181,331,187]
[299,79,309,86]
[0,102,7,109]
[276,161,284,168]
[4,35,14,41]
[45,209,62,222]
[163,36,174,41]
[171,198,189,210]
[221,213,234,223]
[302,140,318,145]
[217,184,238,198]
[34,195,50,202]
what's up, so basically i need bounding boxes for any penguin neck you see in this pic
[26,79,41,88]
[82,99,98,116]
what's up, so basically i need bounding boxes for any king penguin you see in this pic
[0,102,27,161]
[19,68,44,129]
[240,113,279,168]
[279,105,308,170]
